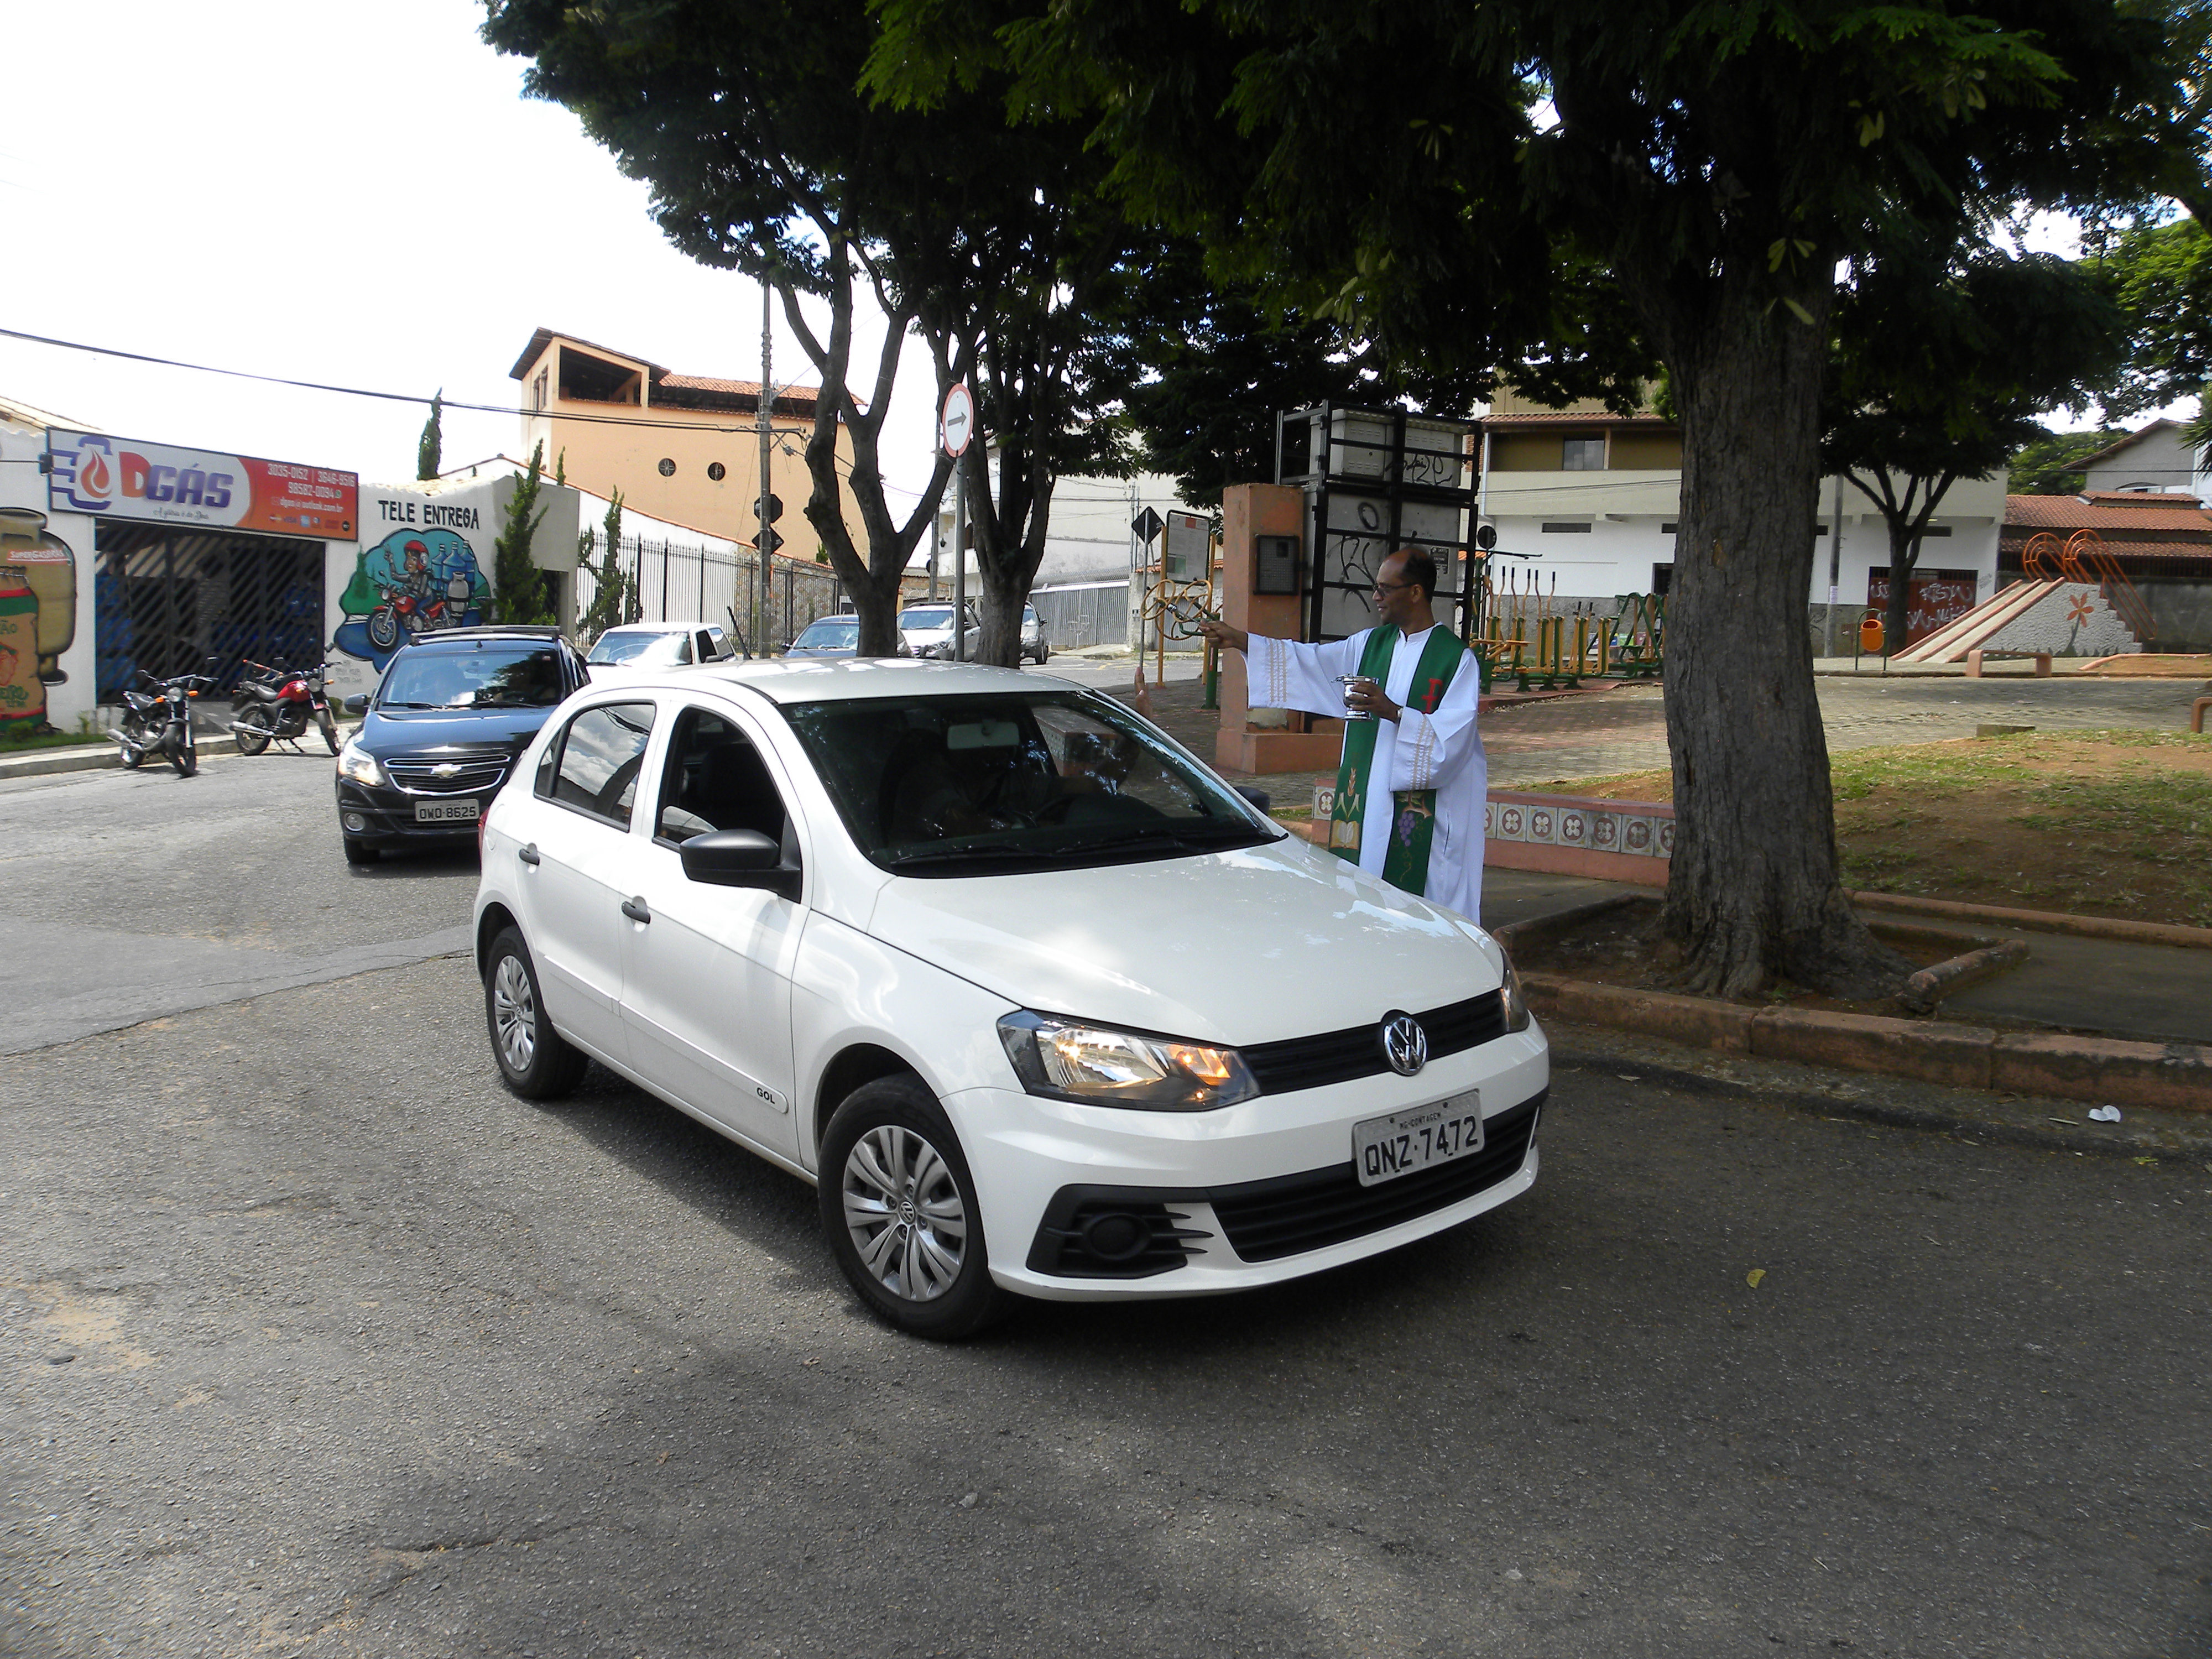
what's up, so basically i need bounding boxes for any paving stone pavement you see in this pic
[1129,669,2212,800]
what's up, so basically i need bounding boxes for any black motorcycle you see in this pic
[229,659,340,756]
[114,664,214,778]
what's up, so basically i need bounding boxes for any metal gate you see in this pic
[95,523,324,699]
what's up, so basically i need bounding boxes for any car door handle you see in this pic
[620,896,651,924]
[518,843,541,865]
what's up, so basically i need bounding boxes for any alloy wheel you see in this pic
[841,1125,968,1301]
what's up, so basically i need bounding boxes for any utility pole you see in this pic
[758,281,775,652]
[1824,471,1844,659]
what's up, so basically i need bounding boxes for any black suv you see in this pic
[335,626,589,865]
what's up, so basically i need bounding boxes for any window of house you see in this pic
[1540,521,1594,534]
[1561,436,1606,471]
[532,369,548,412]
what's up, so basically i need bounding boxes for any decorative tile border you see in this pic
[1485,790,1673,862]
[1311,783,1675,881]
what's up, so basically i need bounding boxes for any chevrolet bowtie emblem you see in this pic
[432,762,462,779]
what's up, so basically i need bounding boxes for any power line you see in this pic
[0,324,819,438]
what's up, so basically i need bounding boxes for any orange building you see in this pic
[509,327,853,555]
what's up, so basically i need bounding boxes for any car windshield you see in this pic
[794,619,859,650]
[379,644,564,709]
[898,607,952,630]
[778,690,1277,876]
[588,630,690,666]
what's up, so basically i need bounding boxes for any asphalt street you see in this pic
[3,669,2208,1657]
[0,749,479,1056]
[4,961,2208,1658]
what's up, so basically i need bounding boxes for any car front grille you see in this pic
[383,754,510,795]
[1207,1091,1544,1263]
[1241,989,1511,1094]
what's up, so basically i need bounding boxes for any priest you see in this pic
[1197,548,1487,921]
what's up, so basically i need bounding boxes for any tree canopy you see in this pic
[873,0,2177,997]
[483,0,1152,662]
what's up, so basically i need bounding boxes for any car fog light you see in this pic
[1082,1213,1147,1261]
[343,812,367,833]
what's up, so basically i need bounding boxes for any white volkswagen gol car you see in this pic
[472,659,1547,1338]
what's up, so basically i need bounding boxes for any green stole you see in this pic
[1328,626,1467,894]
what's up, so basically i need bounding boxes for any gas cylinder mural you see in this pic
[0,509,79,734]
[331,528,489,675]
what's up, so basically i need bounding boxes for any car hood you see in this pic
[862,834,1500,1046]
[359,708,552,753]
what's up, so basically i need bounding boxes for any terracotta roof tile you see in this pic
[2004,493,2212,533]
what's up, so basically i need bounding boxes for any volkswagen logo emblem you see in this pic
[1380,1011,1428,1076]
[432,761,462,779]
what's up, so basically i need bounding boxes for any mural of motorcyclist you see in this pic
[332,528,488,672]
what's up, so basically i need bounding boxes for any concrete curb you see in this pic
[1,734,243,780]
[1849,889,2212,952]
[1545,1021,2212,1164]
[1523,973,2212,1112]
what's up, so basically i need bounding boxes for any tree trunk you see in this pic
[1637,262,1911,1000]
[1884,522,1919,663]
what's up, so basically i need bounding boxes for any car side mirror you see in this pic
[679,828,801,900]
[1234,786,1271,815]
[343,695,371,716]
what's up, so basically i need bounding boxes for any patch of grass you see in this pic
[1524,729,2212,925]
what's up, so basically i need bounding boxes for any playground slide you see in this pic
[1890,578,2064,664]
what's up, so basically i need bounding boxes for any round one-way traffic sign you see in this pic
[941,383,975,457]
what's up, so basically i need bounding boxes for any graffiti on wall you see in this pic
[331,528,489,673]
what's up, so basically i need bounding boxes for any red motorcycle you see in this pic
[229,659,340,755]
[365,586,455,651]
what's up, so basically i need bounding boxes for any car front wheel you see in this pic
[819,1076,1006,1339]
[483,927,588,1099]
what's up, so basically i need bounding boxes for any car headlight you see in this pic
[997,1011,1259,1111]
[337,740,388,789]
[1499,948,1531,1032]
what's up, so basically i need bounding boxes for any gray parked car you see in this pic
[1019,603,1051,665]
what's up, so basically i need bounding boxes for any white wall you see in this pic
[1481,469,2004,612]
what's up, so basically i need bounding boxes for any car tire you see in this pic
[342,836,378,867]
[818,1076,1007,1340]
[483,928,588,1100]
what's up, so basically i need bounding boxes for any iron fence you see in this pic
[575,533,849,655]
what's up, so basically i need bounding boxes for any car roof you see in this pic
[401,627,565,652]
[632,657,1074,705]
[597,622,707,636]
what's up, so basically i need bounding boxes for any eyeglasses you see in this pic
[1371,578,1416,595]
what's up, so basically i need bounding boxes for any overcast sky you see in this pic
[0,0,941,499]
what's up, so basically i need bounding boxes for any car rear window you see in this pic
[544,702,658,828]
